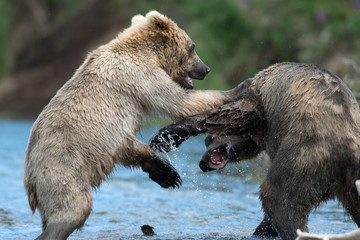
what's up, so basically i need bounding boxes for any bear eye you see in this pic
[189,44,195,53]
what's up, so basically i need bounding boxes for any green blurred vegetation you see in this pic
[0,0,12,77]
[123,0,360,90]
[1,0,360,90]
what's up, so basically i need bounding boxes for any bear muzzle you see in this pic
[199,142,231,172]
[188,65,211,80]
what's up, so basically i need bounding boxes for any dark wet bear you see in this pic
[150,62,360,240]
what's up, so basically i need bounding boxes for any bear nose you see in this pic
[205,67,211,74]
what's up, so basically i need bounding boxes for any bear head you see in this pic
[199,134,262,172]
[131,11,211,89]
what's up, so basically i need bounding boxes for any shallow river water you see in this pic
[0,119,357,239]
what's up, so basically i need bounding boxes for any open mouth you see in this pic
[183,71,206,89]
[184,75,194,89]
[208,143,231,170]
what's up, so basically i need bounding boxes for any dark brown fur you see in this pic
[151,62,360,240]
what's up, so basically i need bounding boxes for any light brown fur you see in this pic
[24,11,239,240]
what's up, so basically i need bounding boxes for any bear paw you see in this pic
[149,127,179,152]
[143,160,182,188]
[150,124,200,152]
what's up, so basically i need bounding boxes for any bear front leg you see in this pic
[253,213,278,238]
[259,167,312,240]
[149,118,205,152]
[150,99,261,152]
[142,155,182,189]
[122,140,182,188]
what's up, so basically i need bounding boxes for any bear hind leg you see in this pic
[338,185,360,226]
[36,222,77,240]
[35,169,93,240]
[36,192,92,240]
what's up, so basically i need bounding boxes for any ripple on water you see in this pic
[0,209,15,226]
[0,121,358,239]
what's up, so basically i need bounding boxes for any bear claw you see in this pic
[146,161,182,188]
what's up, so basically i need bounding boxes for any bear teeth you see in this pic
[210,154,221,165]
[211,159,221,165]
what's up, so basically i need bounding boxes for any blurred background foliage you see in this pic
[0,0,359,118]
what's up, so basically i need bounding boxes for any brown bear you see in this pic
[24,11,244,240]
[150,62,360,240]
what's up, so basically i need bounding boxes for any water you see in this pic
[0,119,357,240]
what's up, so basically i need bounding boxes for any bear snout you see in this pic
[188,65,211,80]
[199,159,215,172]
[205,66,211,74]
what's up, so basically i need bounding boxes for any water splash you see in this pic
[0,121,357,239]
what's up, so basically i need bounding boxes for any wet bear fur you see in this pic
[24,11,242,240]
[150,62,360,240]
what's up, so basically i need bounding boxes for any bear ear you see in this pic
[131,14,146,26]
[145,10,170,32]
